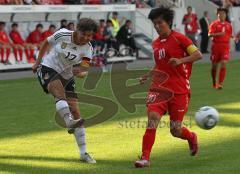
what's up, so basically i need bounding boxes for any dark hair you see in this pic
[77,18,98,33]
[36,23,43,28]
[217,7,230,22]
[99,19,105,23]
[12,23,18,28]
[113,11,118,16]
[61,19,67,24]
[0,21,6,26]
[187,6,192,10]
[125,20,131,24]
[49,24,56,29]
[68,22,74,26]
[148,6,174,28]
[106,19,112,24]
[217,7,228,14]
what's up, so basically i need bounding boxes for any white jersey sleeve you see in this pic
[47,28,72,46]
[83,43,94,60]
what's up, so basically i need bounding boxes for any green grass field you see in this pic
[0,60,240,174]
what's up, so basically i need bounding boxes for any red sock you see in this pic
[25,49,29,60]
[181,127,193,140]
[0,48,4,62]
[141,128,156,160]
[219,67,226,85]
[13,48,18,61]
[30,49,35,59]
[211,68,217,86]
[6,48,11,62]
[18,49,23,62]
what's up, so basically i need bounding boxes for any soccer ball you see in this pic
[195,106,219,130]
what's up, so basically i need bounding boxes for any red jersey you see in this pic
[26,30,43,44]
[42,30,54,40]
[94,26,105,41]
[183,13,198,33]
[152,31,197,94]
[0,31,11,44]
[9,30,25,45]
[209,20,232,44]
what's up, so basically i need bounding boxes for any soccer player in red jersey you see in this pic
[42,24,56,40]
[10,23,35,63]
[208,8,233,89]
[182,6,199,46]
[0,21,12,65]
[26,23,44,63]
[134,6,202,168]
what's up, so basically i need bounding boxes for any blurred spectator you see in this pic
[0,21,12,64]
[199,11,210,53]
[116,19,136,52]
[103,19,118,50]
[110,12,126,37]
[67,22,75,31]
[182,6,199,46]
[26,23,44,62]
[60,19,68,29]
[93,19,106,50]
[42,24,56,40]
[13,0,23,4]
[10,23,34,63]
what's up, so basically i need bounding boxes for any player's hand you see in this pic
[32,63,39,73]
[139,74,149,85]
[168,58,183,67]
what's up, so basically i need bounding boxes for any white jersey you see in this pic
[41,28,93,79]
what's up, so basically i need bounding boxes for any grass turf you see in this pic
[0,60,240,174]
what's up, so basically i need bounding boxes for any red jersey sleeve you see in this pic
[209,22,216,34]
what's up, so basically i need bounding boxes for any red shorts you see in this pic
[211,43,230,63]
[147,93,190,122]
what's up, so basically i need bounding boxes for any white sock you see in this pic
[74,127,86,156]
[56,100,73,125]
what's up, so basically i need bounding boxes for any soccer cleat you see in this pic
[67,128,75,134]
[66,118,85,128]
[134,158,150,168]
[80,153,96,164]
[217,84,223,90]
[212,83,218,89]
[188,132,198,156]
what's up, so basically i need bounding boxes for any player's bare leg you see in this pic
[218,60,227,89]
[211,62,219,89]
[48,80,84,128]
[135,112,160,168]
[170,121,198,156]
[67,97,96,164]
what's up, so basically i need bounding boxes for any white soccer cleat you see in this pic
[65,118,84,128]
[134,159,150,168]
[80,153,96,164]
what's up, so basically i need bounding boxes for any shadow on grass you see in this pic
[0,136,239,174]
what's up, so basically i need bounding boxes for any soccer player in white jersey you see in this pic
[32,18,98,163]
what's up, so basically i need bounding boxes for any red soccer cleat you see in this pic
[188,132,198,156]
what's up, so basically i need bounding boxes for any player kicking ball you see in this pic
[134,6,202,168]
[209,8,233,90]
[32,18,97,163]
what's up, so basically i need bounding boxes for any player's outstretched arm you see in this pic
[32,39,50,73]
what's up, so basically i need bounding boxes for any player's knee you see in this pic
[147,112,160,128]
